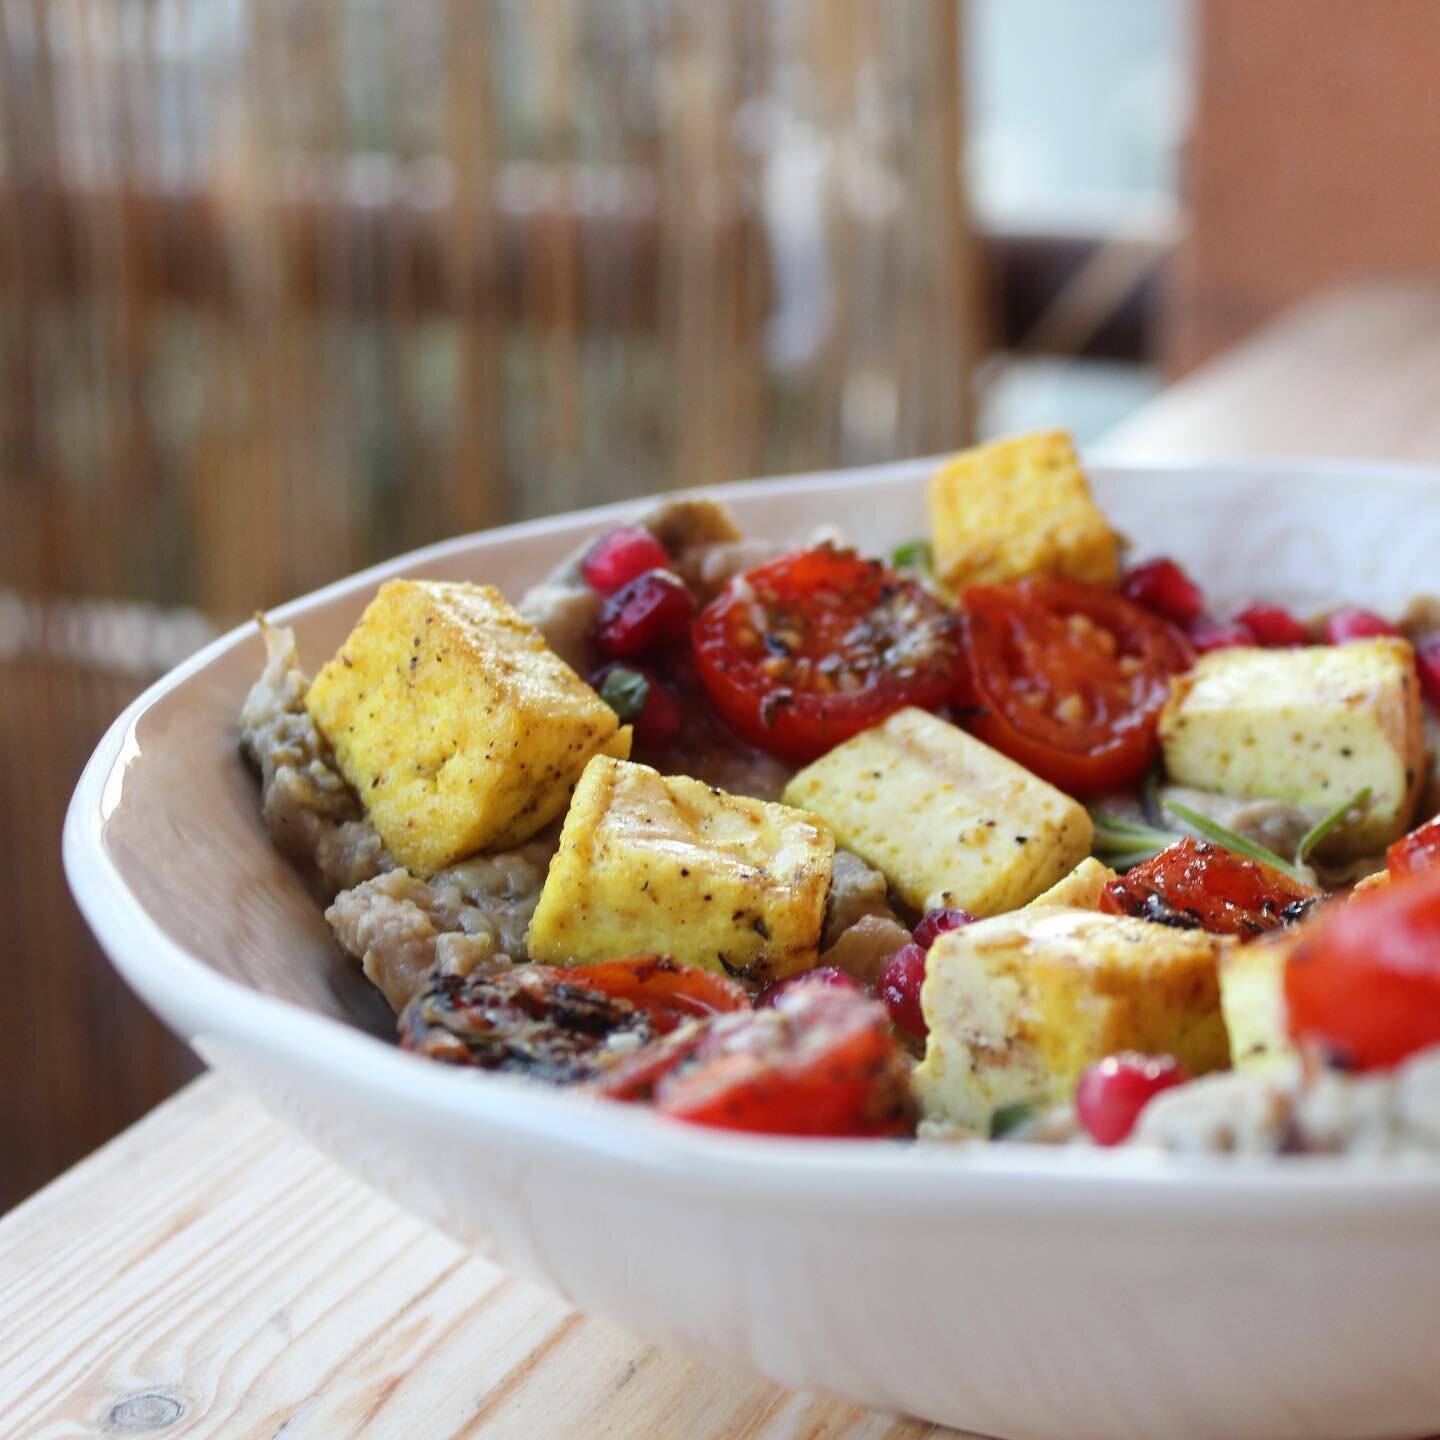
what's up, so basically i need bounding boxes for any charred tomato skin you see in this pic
[1099,837,1317,937]
[398,967,653,1083]
[692,544,962,763]
[959,577,1194,794]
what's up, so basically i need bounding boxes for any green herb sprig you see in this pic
[1091,786,1372,884]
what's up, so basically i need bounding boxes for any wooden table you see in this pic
[5,279,1440,1439]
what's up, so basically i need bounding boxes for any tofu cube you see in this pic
[782,707,1092,917]
[913,906,1231,1130]
[526,755,834,982]
[1220,935,1298,1072]
[1026,857,1117,911]
[1159,639,1426,858]
[926,430,1120,591]
[306,579,629,874]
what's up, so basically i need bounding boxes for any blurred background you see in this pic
[3,0,1437,1208]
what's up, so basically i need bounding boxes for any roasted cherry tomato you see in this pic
[959,577,1193,793]
[1286,867,1440,1070]
[1099,837,1318,936]
[594,985,915,1136]
[1389,814,1440,879]
[691,544,961,762]
[567,954,749,1034]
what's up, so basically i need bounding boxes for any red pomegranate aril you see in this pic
[582,525,671,596]
[1122,557,1205,626]
[878,942,928,1039]
[755,966,861,1008]
[1188,615,1256,653]
[1234,604,1309,648]
[1075,1052,1189,1146]
[912,906,978,950]
[594,569,695,659]
[1323,607,1399,644]
[1416,637,1440,709]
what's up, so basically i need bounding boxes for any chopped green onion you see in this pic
[598,666,650,723]
[1159,800,1313,886]
[989,1102,1037,1139]
[1297,787,1372,863]
[890,539,933,574]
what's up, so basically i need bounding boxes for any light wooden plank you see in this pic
[1100,279,1440,464]
[0,1076,951,1440]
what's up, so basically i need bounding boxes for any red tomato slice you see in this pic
[960,577,1194,793]
[566,954,749,1034]
[1285,867,1440,1070]
[1099,837,1318,937]
[1389,814,1440,879]
[691,545,961,762]
[594,986,914,1136]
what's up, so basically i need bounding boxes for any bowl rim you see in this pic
[63,452,1440,1211]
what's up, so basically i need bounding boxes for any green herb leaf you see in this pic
[990,1102,1037,1139]
[1297,787,1372,864]
[1160,800,1313,886]
[1088,809,1179,871]
[598,666,650,723]
[890,539,933,574]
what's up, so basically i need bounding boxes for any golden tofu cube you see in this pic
[926,430,1119,591]
[1159,638,1426,858]
[306,579,629,874]
[913,906,1231,1130]
[782,707,1092,917]
[1026,857,1117,911]
[1220,934,1298,1072]
[527,755,834,982]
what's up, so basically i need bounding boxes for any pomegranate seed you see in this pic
[1188,615,1255,653]
[912,907,978,950]
[1234,604,1309,648]
[1417,637,1440,710]
[582,525,671,595]
[878,942,928,1039]
[1323,607,1398,644]
[1122,558,1205,626]
[1075,1052,1189,1146]
[591,663,684,747]
[594,569,695,659]
[755,966,860,1008]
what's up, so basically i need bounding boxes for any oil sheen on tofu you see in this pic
[305,579,630,874]
[527,755,834,981]
[913,906,1231,1131]
[1158,638,1426,858]
[782,707,1093,917]
[925,430,1120,592]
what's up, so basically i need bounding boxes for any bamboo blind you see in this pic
[0,0,977,1208]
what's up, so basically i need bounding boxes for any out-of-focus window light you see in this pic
[967,0,1191,443]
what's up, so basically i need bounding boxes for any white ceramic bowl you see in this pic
[65,457,1440,1440]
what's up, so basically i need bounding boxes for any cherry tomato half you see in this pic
[566,954,750,1034]
[1389,814,1440,879]
[959,577,1194,793]
[1285,867,1440,1070]
[592,985,915,1136]
[1099,837,1318,936]
[691,545,961,762]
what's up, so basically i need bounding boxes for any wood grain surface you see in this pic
[1101,279,1440,463]
[0,1077,952,1440]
